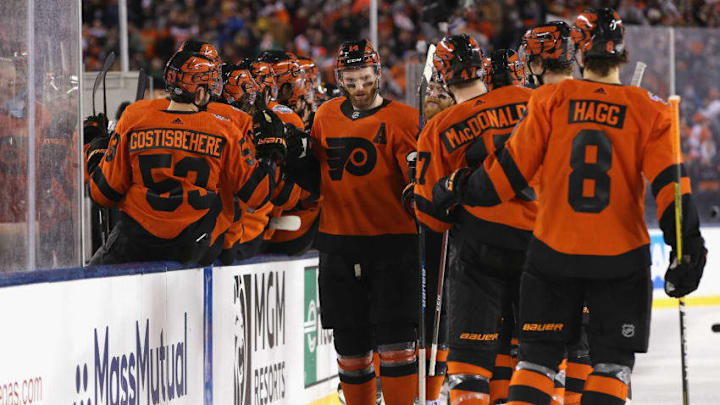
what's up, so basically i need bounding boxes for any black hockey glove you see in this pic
[253,109,287,162]
[664,236,707,298]
[432,167,471,216]
[85,133,110,175]
[83,113,109,145]
[401,182,416,219]
[284,123,308,162]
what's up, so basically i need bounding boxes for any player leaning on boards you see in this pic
[520,21,592,405]
[291,39,421,405]
[432,8,707,405]
[84,48,291,265]
[414,34,534,405]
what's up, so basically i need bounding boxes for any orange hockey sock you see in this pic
[337,352,377,405]
[507,366,555,405]
[448,361,492,405]
[564,360,592,405]
[489,354,513,404]
[581,373,628,405]
[378,343,418,405]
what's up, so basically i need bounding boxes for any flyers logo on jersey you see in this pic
[326,137,377,180]
[568,100,627,129]
[441,102,527,153]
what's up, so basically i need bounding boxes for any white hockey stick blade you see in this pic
[269,215,301,231]
[631,61,647,87]
[422,44,436,84]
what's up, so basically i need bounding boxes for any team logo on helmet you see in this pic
[164,50,221,100]
[573,8,625,57]
[179,40,221,63]
[433,34,486,86]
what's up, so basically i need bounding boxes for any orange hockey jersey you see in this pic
[310,97,419,258]
[415,85,536,250]
[88,102,277,245]
[463,79,697,275]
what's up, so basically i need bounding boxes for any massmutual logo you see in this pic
[303,265,334,388]
[73,313,189,405]
[233,269,287,405]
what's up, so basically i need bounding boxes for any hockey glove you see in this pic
[432,167,471,215]
[401,182,416,219]
[85,133,110,175]
[83,113,109,145]
[664,236,707,298]
[253,109,287,162]
[284,123,308,162]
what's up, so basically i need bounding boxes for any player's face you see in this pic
[424,81,454,121]
[340,67,379,109]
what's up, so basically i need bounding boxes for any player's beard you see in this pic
[348,81,378,110]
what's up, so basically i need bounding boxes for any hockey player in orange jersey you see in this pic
[291,39,421,405]
[415,34,534,405]
[519,21,593,405]
[85,48,289,265]
[432,9,707,405]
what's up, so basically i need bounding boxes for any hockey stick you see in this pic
[269,215,301,231]
[630,61,646,87]
[428,230,449,376]
[92,52,116,245]
[669,94,690,405]
[136,68,148,101]
[92,51,116,116]
[417,43,436,405]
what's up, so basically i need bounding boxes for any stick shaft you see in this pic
[669,94,689,405]
[428,230,449,376]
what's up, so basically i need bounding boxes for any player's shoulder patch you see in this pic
[646,90,668,105]
[212,113,230,122]
[272,104,293,114]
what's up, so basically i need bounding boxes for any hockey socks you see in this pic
[507,362,556,405]
[337,352,377,405]
[580,364,630,405]
[564,360,592,404]
[489,353,513,404]
[378,342,418,405]
[447,361,491,405]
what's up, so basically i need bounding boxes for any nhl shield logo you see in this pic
[351,111,360,119]
[621,323,635,338]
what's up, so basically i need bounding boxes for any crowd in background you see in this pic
[80,0,720,224]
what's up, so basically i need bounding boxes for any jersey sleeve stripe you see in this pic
[495,148,531,197]
[236,164,271,204]
[91,169,124,203]
[272,179,296,207]
[464,167,503,207]
[651,164,688,198]
[415,194,450,223]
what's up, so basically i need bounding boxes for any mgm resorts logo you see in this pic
[233,270,286,405]
[74,313,189,405]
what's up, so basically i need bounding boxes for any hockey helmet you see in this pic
[572,8,625,58]
[433,34,487,86]
[484,49,525,90]
[164,50,221,102]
